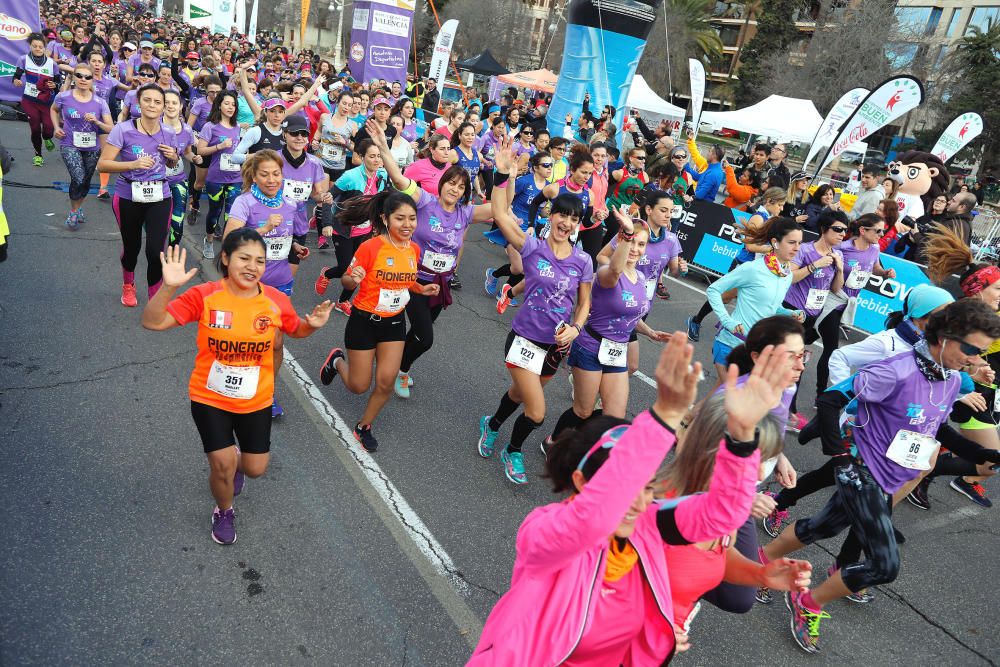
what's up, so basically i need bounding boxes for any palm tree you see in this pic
[647,0,723,100]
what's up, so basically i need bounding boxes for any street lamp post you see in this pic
[330,0,346,65]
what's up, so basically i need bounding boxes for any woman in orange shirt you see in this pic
[141,229,333,546]
[319,190,440,453]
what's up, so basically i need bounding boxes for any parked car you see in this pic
[713,127,739,138]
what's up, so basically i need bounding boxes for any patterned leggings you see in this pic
[205,182,241,236]
[169,181,189,244]
[60,147,100,201]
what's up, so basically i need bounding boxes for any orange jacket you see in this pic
[723,164,757,211]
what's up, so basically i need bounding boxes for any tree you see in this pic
[635,0,723,102]
[735,0,809,105]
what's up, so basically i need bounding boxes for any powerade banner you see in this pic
[547,0,663,145]
[0,3,41,104]
[673,199,932,334]
[348,0,413,86]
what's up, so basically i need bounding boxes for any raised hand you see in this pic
[365,118,388,149]
[304,300,333,328]
[494,136,515,173]
[159,245,198,288]
[723,344,794,440]
[612,207,634,235]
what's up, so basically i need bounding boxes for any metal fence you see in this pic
[971,207,1000,263]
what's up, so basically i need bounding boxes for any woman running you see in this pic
[403,133,456,197]
[98,84,180,308]
[162,89,201,245]
[197,90,243,260]
[781,210,847,426]
[706,217,804,386]
[185,75,223,220]
[451,122,483,200]
[119,64,157,121]
[14,33,60,167]
[476,139,594,485]
[230,97,288,165]
[51,63,113,229]
[318,190,440,453]
[141,236,332,546]
[387,115,414,169]
[577,142,610,263]
[365,121,492,397]
[312,90,357,248]
[85,49,126,200]
[468,333,795,664]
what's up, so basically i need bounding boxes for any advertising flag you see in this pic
[930,112,984,163]
[689,58,705,138]
[803,87,868,170]
[428,19,458,95]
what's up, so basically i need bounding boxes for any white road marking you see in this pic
[634,370,657,389]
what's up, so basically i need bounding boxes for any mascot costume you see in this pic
[888,150,950,221]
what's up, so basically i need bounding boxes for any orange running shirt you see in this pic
[348,236,420,316]
[167,280,300,413]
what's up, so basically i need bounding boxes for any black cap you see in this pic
[282,114,309,133]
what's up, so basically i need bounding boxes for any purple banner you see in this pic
[0,3,41,104]
[348,0,412,86]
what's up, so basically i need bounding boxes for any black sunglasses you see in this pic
[829,226,848,233]
[538,162,553,168]
[672,154,687,159]
[74,72,93,80]
[862,226,886,236]
[956,339,988,356]
[521,131,534,136]
[137,71,154,77]
[287,129,309,137]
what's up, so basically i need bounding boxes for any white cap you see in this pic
[123,41,137,50]
[139,40,154,49]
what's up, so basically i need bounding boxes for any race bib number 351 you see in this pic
[206,361,260,399]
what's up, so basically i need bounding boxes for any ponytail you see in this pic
[543,415,631,493]
[336,188,416,235]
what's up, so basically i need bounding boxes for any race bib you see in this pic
[845,269,869,290]
[265,235,292,261]
[645,277,657,301]
[377,287,409,312]
[284,178,311,202]
[505,335,546,375]
[805,288,829,311]
[321,143,344,162]
[598,337,628,367]
[206,360,260,399]
[219,153,239,172]
[131,180,164,203]
[73,131,97,148]
[24,81,39,97]
[165,159,185,177]
[885,430,939,471]
[421,250,455,274]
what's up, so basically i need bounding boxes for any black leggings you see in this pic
[323,233,366,301]
[401,289,444,373]
[812,307,844,396]
[577,225,605,270]
[112,195,172,297]
[701,517,758,614]
[774,457,839,511]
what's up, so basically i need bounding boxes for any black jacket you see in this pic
[421,88,440,113]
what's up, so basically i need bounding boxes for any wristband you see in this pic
[619,230,635,242]
[571,323,582,333]
[724,428,759,458]
[494,171,510,188]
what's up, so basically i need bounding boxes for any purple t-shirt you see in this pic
[838,239,880,299]
[613,226,682,300]
[718,374,797,437]
[127,54,161,74]
[93,73,118,105]
[513,234,594,344]
[47,41,76,67]
[166,123,196,185]
[189,97,212,132]
[122,90,141,119]
[106,119,178,200]
[228,192,298,287]
[512,141,536,158]
[54,91,109,151]
[412,195,474,280]
[786,241,843,316]
[852,351,960,493]
[281,153,327,236]
[199,122,242,184]
[111,58,129,100]
[577,269,649,353]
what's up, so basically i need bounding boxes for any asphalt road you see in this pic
[1,120,997,666]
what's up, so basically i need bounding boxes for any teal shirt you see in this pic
[236,96,257,125]
[707,256,796,349]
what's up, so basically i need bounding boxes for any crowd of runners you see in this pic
[9,0,1000,661]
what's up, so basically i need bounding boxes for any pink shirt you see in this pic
[404,158,449,197]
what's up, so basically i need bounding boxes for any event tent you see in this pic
[625,75,686,118]
[497,68,559,94]
[456,50,510,76]
[700,95,823,143]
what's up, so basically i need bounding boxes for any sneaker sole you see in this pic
[320,349,343,386]
[949,480,993,507]
[477,417,495,458]
[211,530,237,545]
[905,494,930,511]
[761,518,781,539]
[785,592,818,654]
[500,454,527,484]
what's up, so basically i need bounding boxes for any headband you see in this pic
[960,265,1000,297]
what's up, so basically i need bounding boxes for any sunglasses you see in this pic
[791,349,814,364]
[287,129,309,137]
[74,72,93,80]
[829,226,848,234]
[521,132,534,136]
[672,154,687,159]
[863,227,886,236]
[633,156,646,161]
[538,162,553,168]
[955,339,988,356]
[137,72,154,77]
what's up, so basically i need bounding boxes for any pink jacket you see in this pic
[467,411,761,666]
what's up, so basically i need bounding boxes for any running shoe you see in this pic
[827,566,875,604]
[785,591,830,654]
[308,214,317,230]
[449,272,462,290]
[320,348,345,386]
[500,447,528,484]
[65,211,80,231]
[354,422,378,452]
[906,476,932,511]
[317,235,330,249]
[233,445,244,497]
[202,236,215,259]
[394,371,411,399]
[497,283,513,314]
[44,138,55,152]
[211,506,237,545]
[540,435,554,460]
[656,283,670,300]
[121,283,138,307]
[477,416,499,458]
[32,155,43,167]
[950,477,992,508]
[76,210,87,224]
[271,400,284,418]
[97,189,110,200]
[333,301,352,317]
[755,586,773,604]
[685,316,700,342]
[484,267,499,296]
[787,413,809,433]
[315,268,331,295]
[762,496,789,538]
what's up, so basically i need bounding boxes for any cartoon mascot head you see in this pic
[888,150,950,213]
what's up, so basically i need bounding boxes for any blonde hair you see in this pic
[925,223,974,284]
[240,149,284,191]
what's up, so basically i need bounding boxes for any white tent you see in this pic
[625,75,686,117]
[700,95,823,143]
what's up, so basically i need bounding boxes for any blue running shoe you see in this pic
[477,416,499,458]
[271,400,283,418]
[484,267,499,296]
[500,447,528,484]
[211,506,237,545]
[685,316,701,342]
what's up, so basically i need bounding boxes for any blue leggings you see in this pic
[60,147,100,201]
[205,182,241,236]
[169,181,189,244]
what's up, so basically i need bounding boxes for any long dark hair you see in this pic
[726,315,805,374]
[544,415,632,493]
[809,183,834,205]
[743,216,801,246]
[337,188,416,236]
[207,89,238,125]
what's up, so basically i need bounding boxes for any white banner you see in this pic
[689,58,705,139]
[156,0,164,18]
[803,87,868,171]
[212,0,235,35]
[813,76,924,179]
[235,0,246,37]
[428,19,458,95]
[247,0,258,43]
[931,112,984,163]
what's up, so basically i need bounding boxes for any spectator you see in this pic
[849,165,886,220]
[845,160,863,195]
[421,77,440,113]
[747,143,770,190]
[803,184,840,232]
[898,193,948,262]
[722,162,758,211]
[971,180,985,205]
[766,143,790,188]
[684,131,724,202]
